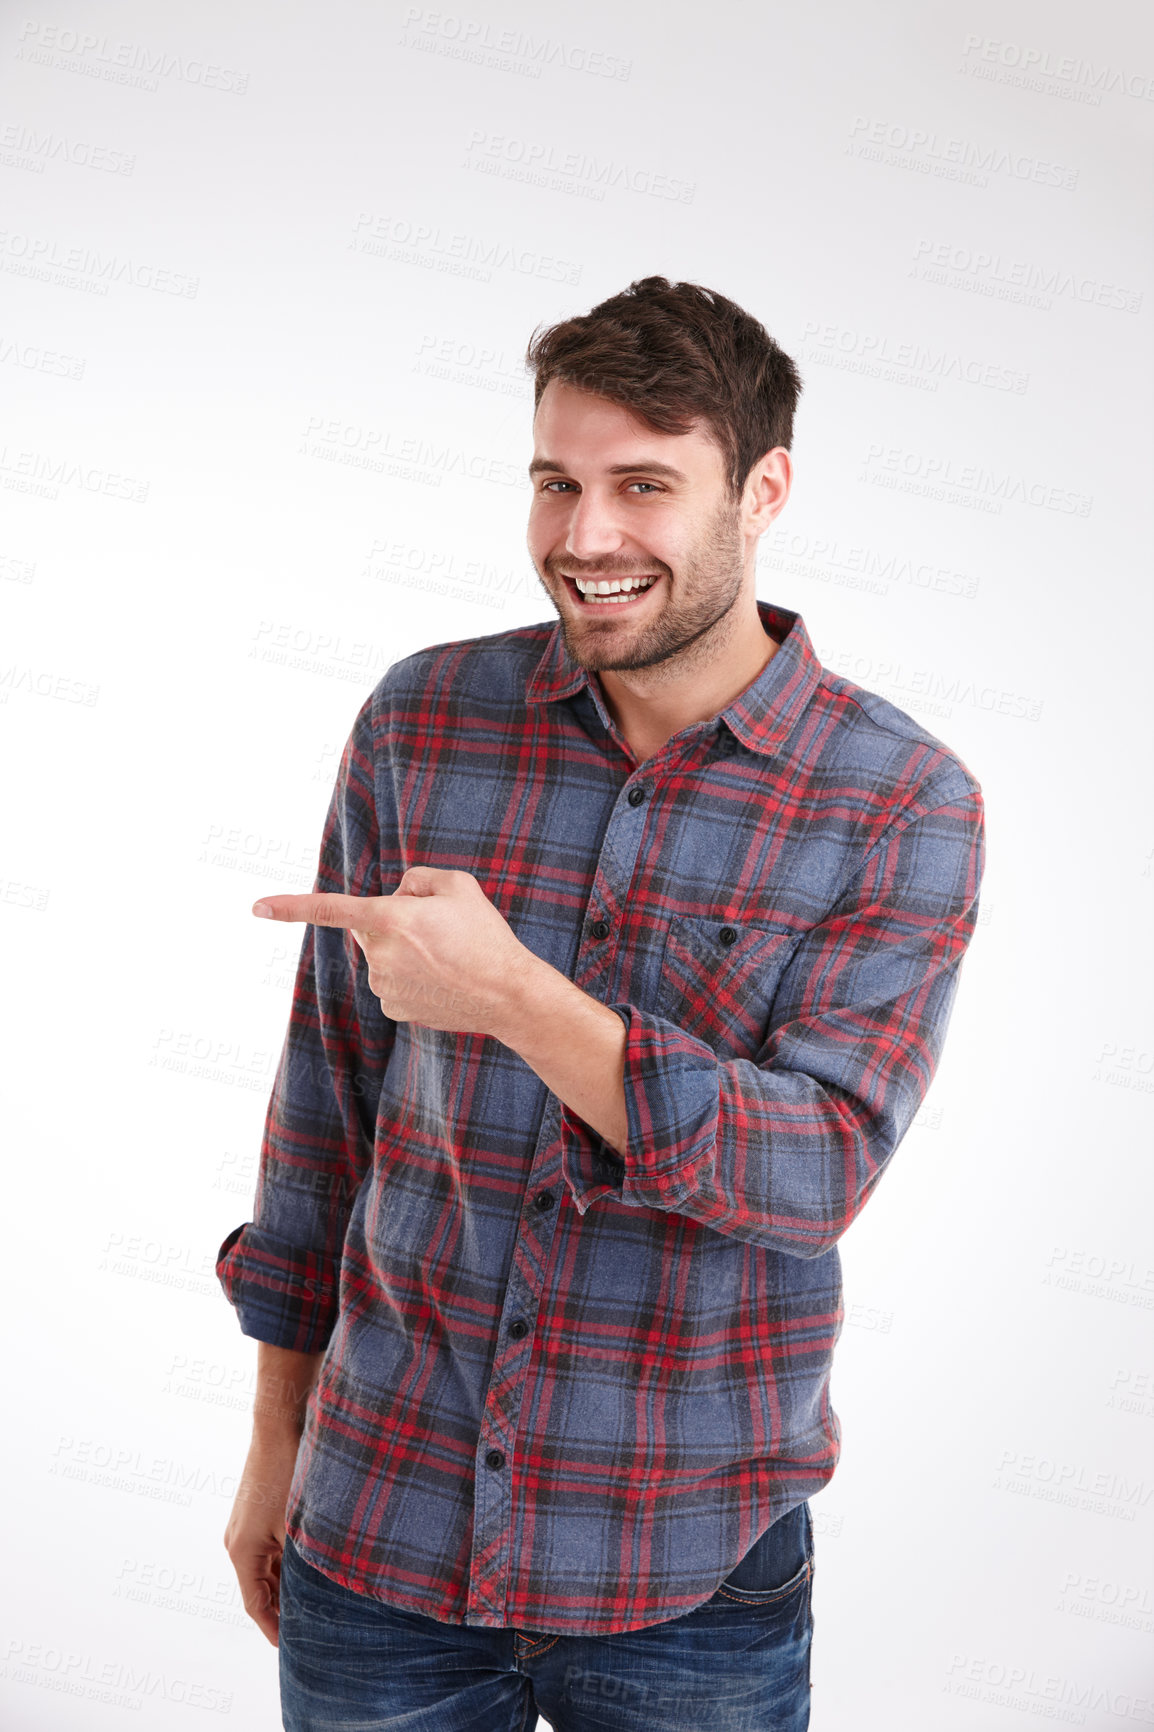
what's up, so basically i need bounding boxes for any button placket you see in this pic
[466,1091,568,1624]
[464,771,657,1624]
[577,775,654,995]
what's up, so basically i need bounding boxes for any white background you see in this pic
[2,0,1152,1726]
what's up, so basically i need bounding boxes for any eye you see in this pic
[537,480,663,494]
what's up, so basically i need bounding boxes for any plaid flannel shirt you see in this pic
[216,598,985,1634]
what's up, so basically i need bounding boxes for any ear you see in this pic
[743,447,792,536]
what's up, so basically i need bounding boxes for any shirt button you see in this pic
[485,1449,505,1471]
[534,1190,556,1212]
[719,925,737,946]
[590,919,610,939]
[627,785,646,806]
[509,1318,529,1339]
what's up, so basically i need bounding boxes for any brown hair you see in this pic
[524,275,803,504]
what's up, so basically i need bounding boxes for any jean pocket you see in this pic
[281,1537,391,1629]
[714,1501,813,1607]
[656,914,802,1060]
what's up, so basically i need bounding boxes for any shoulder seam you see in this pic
[838,781,984,901]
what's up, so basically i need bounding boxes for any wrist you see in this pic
[490,948,572,1054]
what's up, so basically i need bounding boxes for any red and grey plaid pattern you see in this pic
[217,599,984,1634]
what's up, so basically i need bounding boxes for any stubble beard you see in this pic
[545,496,748,679]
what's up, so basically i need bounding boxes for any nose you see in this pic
[562,488,628,562]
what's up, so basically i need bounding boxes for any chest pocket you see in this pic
[655,914,804,1060]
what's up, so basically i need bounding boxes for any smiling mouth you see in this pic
[562,573,664,610]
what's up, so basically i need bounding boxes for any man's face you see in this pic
[526,380,750,673]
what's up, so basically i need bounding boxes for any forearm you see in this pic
[524,793,982,1244]
[251,1342,325,1443]
[495,954,629,1156]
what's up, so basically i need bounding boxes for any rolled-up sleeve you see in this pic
[559,779,984,1252]
[216,688,397,1349]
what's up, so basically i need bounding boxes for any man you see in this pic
[217,276,985,1730]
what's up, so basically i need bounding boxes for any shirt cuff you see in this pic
[215,1223,340,1353]
[557,1002,721,1216]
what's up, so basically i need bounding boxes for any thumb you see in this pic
[394,865,444,897]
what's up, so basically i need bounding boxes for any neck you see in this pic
[595,602,778,761]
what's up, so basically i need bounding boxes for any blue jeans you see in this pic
[279,1501,813,1730]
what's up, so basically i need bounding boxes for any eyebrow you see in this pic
[528,457,689,483]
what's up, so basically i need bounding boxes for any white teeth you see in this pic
[573,574,659,602]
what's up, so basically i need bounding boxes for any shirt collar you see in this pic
[525,598,822,758]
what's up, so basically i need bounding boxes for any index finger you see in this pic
[252,893,393,928]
